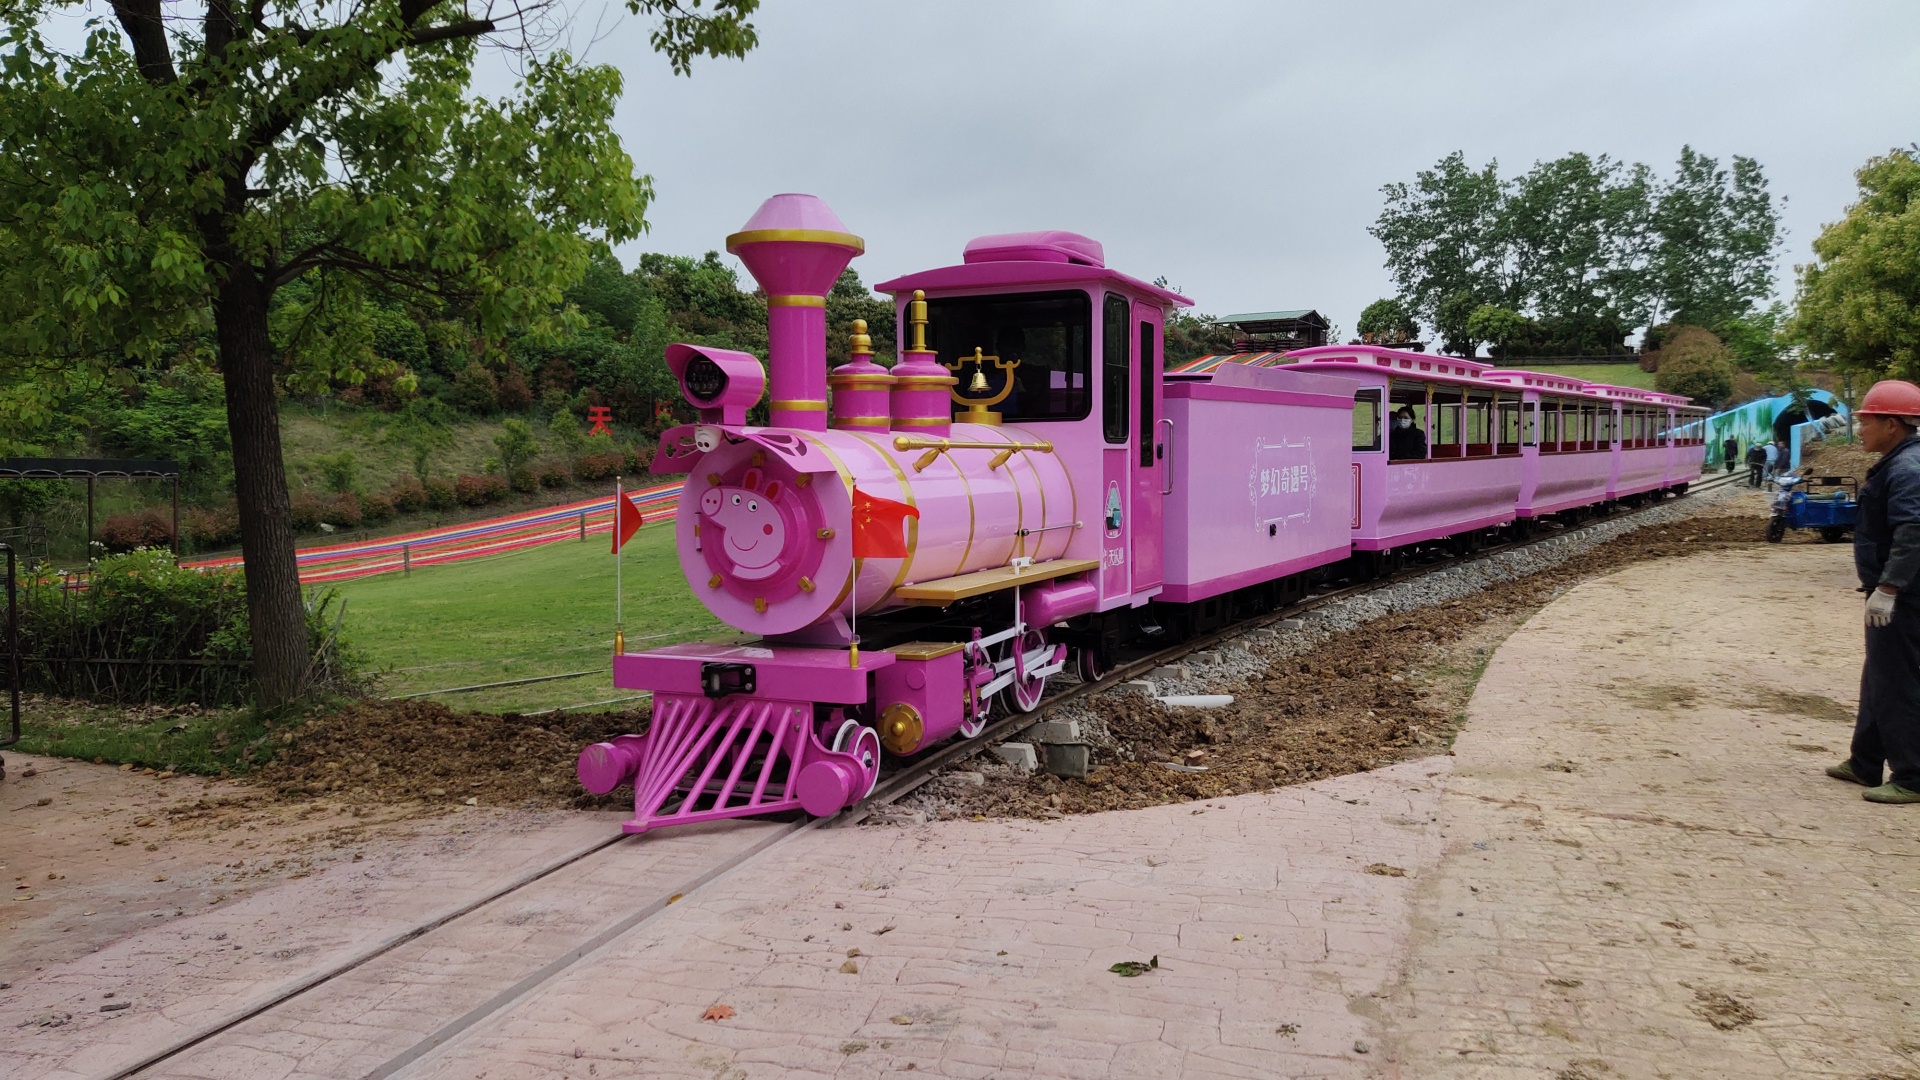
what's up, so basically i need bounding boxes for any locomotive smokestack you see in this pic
[726,195,864,432]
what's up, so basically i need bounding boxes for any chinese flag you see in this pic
[611,491,644,553]
[851,487,918,559]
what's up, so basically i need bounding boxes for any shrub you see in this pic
[99,510,174,553]
[359,491,396,523]
[1653,326,1738,408]
[493,418,540,476]
[455,473,506,506]
[388,480,427,514]
[289,495,326,532]
[538,462,569,489]
[317,450,360,494]
[321,493,363,528]
[573,452,623,482]
[424,476,458,510]
[497,367,534,412]
[509,466,538,494]
[448,361,500,414]
[624,448,653,475]
[182,505,241,552]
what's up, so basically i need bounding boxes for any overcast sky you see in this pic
[529,0,1918,335]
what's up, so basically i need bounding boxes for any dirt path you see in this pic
[1384,543,1920,1079]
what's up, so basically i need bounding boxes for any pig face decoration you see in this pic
[700,468,793,582]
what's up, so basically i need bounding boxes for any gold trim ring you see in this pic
[832,416,893,428]
[771,399,828,411]
[768,294,827,308]
[892,416,952,427]
[726,228,866,254]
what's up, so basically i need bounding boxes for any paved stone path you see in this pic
[1386,544,1920,1079]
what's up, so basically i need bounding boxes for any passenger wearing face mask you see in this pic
[1388,405,1427,460]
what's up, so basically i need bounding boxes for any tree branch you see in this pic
[206,0,239,61]
[411,19,497,45]
[110,0,178,85]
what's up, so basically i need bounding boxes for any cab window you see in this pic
[924,290,1092,422]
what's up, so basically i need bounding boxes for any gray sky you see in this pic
[557,0,1919,336]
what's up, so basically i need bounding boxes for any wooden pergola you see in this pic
[0,458,184,555]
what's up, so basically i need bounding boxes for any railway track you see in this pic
[99,473,1742,1080]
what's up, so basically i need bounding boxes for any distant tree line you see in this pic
[1365,148,1782,362]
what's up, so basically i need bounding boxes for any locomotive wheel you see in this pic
[998,630,1051,715]
[1076,644,1108,683]
[829,719,881,799]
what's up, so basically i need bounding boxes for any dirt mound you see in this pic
[904,510,1774,820]
[251,700,650,808]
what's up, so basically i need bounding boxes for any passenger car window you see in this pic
[1353,389,1382,452]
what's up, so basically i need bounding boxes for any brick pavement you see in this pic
[1384,545,1920,1079]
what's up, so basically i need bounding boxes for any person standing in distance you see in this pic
[1722,434,1740,474]
[1828,380,1920,803]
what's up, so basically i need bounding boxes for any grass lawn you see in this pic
[1517,363,1657,390]
[333,523,725,713]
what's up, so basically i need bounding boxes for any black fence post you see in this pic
[1,544,20,779]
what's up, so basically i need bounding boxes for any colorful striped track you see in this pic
[184,481,685,584]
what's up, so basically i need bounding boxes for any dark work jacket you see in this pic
[1856,434,1920,596]
[1389,424,1427,460]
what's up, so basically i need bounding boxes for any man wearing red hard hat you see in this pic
[1828,379,1920,803]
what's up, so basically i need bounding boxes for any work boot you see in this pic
[1862,783,1920,805]
[1826,761,1874,786]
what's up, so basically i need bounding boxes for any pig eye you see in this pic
[747,500,759,512]
[731,494,741,505]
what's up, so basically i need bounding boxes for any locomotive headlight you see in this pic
[683,355,729,404]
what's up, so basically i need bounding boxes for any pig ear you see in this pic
[761,480,783,501]
[741,468,763,491]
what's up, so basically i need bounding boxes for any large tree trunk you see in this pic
[215,263,309,707]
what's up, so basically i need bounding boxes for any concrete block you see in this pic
[1155,694,1235,709]
[1027,720,1081,744]
[1149,664,1190,682]
[991,742,1038,773]
[1119,680,1157,697]
[1278,618,1306,630]
[1041,742,1093,779]
[1190,649,1221,666]
[1250,627,1278,639]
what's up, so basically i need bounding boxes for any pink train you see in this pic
[576,194,1708,833]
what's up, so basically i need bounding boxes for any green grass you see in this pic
[331,523,725,713]
[1516,363,1657,390]
[11,697,288,775]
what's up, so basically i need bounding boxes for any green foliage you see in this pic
[18,548,358,706]
[1372,147,1781,355]
[449,362,502,415]
[103,370,232,493]
[0,477,66,527]
[1790,149,1920,380]
[827,268,896,366]
[1465,305,1536,357]
[493,418,540,477]
[1653,327,1738,407]
[386,400,456,483]
[1357,298,1417,344]
[317,451,360,494]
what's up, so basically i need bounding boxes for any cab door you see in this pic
[1131,304,1165,592]
[1098,293,1133,602]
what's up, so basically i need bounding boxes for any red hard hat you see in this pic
[1860,380,1920,417]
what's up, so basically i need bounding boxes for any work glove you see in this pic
[1867,589,1897,628]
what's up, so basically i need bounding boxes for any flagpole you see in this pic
[849,483,859,670]
[614,475,624,656]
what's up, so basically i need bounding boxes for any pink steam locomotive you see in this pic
[575,193,1709,834]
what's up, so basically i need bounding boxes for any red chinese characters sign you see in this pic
[587,406,613,437]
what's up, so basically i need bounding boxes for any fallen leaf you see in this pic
[889,1015,913,1026]
[871,924,895,935]
[1109,955,1160,977]
[839,959,860,974]
[845,947,861,958]
[1364,863,1407,877]
[700,1004,736,1022]
[1232,934,1244,941]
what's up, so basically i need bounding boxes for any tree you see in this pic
[1465,305,1535,358]
[1370,152,1508,335]
[0,0,759,706]
[1435,289,1489,357]
[1501,153,1653,338]
[1356,298,1417,344]
[1790,149,1920,381]
[1650,147,1783,330]
[1653,326,1738,407]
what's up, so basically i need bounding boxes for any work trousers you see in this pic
[1850,597,1920,790]
[1749,463,1763,487]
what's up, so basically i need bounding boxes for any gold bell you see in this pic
[969,366,990,393]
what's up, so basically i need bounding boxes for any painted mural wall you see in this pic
[1687,389,1849,471]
